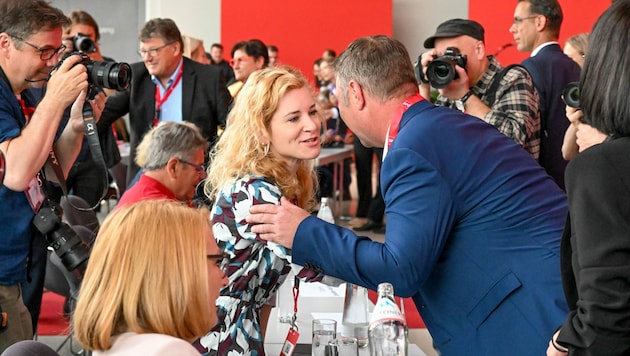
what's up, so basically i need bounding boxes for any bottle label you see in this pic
[369,298,405,326]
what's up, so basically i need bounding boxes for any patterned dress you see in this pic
[199,176,323,355]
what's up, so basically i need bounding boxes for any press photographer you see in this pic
[417,18,541,160]
[0,1,106,351]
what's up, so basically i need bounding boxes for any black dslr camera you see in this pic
[68,33,96,53]
[562,82,580,109]
[56,52,131,91]
[426,47,468,89]
[32,200,90,271]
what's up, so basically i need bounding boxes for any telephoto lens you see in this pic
[562,82,580,109]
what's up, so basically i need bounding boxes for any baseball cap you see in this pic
[423,19,485,48]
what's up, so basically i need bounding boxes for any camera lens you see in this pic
[562,82,580,109]
[86,61,131,90]
[426,60,456,89]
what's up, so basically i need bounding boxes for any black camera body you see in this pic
[32,201,90,271]
[61,52,131,91]
[70,33,96,53]
[426,47,468,89]
[563,81,580,109]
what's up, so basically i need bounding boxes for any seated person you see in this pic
[72,199,229,355]
[117,121,208,208]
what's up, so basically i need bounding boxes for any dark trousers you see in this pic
[20,231,48,334]
[353,140,384,220]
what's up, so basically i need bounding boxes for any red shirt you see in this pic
[116,174,177,209]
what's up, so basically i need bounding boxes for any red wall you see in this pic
[221,0,392,84]
[470,0,610,65]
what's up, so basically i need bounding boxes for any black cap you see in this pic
[423,19,485,48]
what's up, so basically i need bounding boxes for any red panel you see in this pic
[469,0,610,65]
[221,0,392,84]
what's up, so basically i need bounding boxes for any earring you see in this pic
[263,143,270,156]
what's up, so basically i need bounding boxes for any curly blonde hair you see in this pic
[204,66,319,210]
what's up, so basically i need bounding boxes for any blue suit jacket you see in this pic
[293,100,568,355]
[522,44,581,190]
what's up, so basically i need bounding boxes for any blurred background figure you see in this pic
[227,39,268,98]
[322,48,336,62]
[563,32,588,68]
[208,42,235,84]
[182,35,211,65]
[267,44,279,67]
[560,32,607,161]
[73,199,228,355]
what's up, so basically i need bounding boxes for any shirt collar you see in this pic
[530,41,558,57]
[151,58,184,89]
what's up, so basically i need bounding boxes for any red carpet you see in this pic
[368,290,425,329]
[38,292,71,336]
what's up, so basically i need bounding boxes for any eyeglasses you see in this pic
[513,15,539,25]
[229,56,253,67]
[11,36,66,61]
[207,252,229,273]
[179,159,206,173]
[137,42,174,57]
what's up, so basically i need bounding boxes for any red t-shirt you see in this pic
[116,174,177,209]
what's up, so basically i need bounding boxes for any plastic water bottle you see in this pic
[368,283,408,356]
[341,283,369,348]
[317,197,335,224]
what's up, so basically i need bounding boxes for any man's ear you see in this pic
[348,80,366,110]
[536,15,548,32]
[255,56,266,69]
[475,41,486,60]
[165,157,180,179]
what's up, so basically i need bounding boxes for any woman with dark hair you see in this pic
[548,1,630,355]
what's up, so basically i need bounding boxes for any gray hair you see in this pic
[334,35,417,104]
[135,121,208,170]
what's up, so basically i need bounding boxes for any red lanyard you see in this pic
[17,96,35,124]
[387,93,424,149]
[153,64,184,127]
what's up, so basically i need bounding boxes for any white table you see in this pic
[264,282,427,355]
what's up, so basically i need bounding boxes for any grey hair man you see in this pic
[117,121,208,208]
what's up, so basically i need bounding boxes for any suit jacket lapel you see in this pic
[182,58,195,121]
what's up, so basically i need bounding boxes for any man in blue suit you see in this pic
[510,0,581,190]
[247,36,569,355]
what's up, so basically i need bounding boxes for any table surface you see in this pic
[316,145,354,166]
[264,282,427,355]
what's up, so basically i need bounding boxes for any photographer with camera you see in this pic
[0,0,105,351]
[41,10,128,210]
[418,19,541,159]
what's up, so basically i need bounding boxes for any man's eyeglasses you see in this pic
[179,159,206,173]
[207,253,229,273]
[138,42,174,57]
[229,56,253,67]
[11,36,66,61]
[513,15,539,25]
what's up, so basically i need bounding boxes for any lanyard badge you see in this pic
[280,276,300,356]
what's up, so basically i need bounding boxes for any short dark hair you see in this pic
[580,0,630,137]
[211,43,223,50]
[323,48,336,59]
[268,44,278,52]
[520,0,563,37]
[139,18,183,53]
[0,0,69,40]
[66,10,100,41]
[231,39,269,67]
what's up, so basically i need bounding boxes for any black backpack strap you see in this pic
[485,64,528,105]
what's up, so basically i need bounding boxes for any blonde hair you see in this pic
[204,66,319,210]
[565,33,589,57]
[73,200,213,351]
[182,35,209,64]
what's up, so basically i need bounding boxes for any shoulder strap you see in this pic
[485,64,527,105]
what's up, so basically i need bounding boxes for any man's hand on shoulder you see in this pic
[246,196,310,248]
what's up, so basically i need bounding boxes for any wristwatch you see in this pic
[455,90,473,112]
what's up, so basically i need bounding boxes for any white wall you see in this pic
[145,0,221,50]
[393,0,468,61]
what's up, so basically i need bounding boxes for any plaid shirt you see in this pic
[436,56,541,159]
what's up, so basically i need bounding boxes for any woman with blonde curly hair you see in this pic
[198,66,325,355]
[73,199,228,355]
